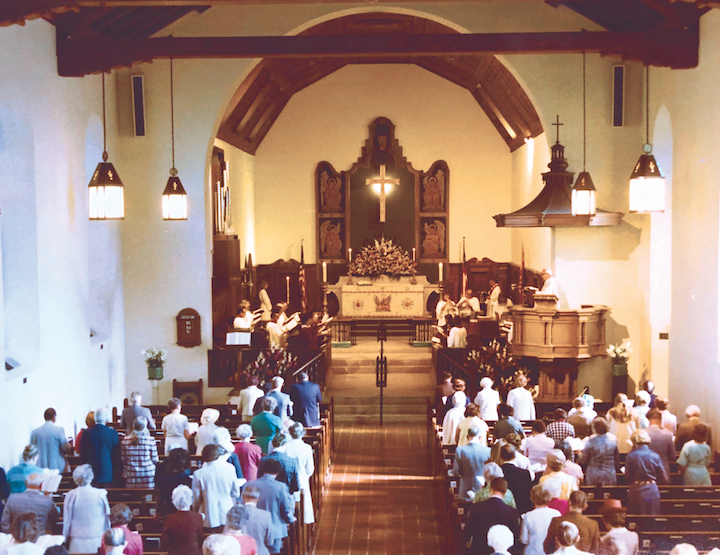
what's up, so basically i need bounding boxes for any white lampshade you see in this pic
[571,171,596,216]
[162,175,188,220]
[629,149,665,213]
[88,161,125,220]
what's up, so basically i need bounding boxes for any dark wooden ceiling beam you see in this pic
[56,28,699,75]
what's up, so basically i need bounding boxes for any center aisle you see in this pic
[312,340,443,555]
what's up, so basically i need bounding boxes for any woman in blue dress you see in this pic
[580,417,619,486]
[677,423,712,486]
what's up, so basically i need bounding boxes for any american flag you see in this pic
[299,242,307,311]
[519,244,525,306]
[462,237,468,294]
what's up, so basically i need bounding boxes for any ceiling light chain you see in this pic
[162,51,188,220]
[170,55,176,176]
[582,51,586,172]
[102,73,108,162]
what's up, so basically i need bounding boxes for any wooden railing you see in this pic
[408,318,434,344]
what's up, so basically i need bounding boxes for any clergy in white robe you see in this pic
[540,269,560,297]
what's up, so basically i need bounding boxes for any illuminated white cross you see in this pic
[367,164,400,223]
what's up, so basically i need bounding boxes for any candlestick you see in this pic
[286,276,290,303]
[348,248,352,263]
[438,262,443,282]
[412,247,416,262]
[322,261,327,282]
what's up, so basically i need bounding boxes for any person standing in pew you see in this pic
[120,393,156,435]
[236,486,275,555]
[195,409,221,457]
[289,372,322,429]
[677,422,712,486]
[646,409,676,479]
[101,504,142,555]
[506,373,536,422]
[542,491,600,555]
[1,474,59,535]
[676,405,713,453]
[234,425,263,482]
[192,445,240,532]
[161,485,204,555]
[211,428,244,481]
[545,410,575,449]
[241,459,296,555]
[155,448,192,517]
[474,378,501,422]
[493,405,526,442]
[452,426,491,502]
[500,444,534,514]
[251,398,283,456]
[162,398,191,455]
[201,535,240,555]
[7,446,42,494]
[120,417,159,489]
[63,465,110,554]
[266,377,293,426]
[520,486,561,555]
[580,418,618,487]
[257,434,298,496]
[30,408,72,473]
[281,423,315,525]
[239,377,265,425]
[464,478,520,555]
[81,407,119,488]
[625,429,668,515]
[223,504,258,555]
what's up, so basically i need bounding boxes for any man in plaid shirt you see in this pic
[545,409,576,447]
[258,433,299,495]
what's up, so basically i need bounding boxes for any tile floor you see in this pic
[312,422,443,555]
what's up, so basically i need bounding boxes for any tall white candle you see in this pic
[348,248,352,262]
[286,275,290,302]
[438,262,443,282]
[412,247,416,262]
[322,261,327,282]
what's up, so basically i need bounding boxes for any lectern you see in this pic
[510,296,609,403]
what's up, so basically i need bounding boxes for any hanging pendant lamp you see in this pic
[572,52,597,217]
[162,56,188,220]
[629,66,665,213]
[89,73,125,220]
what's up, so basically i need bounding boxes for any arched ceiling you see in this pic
[217,13,544,154]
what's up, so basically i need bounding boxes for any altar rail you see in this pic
[330,317,434,346]
[208,346,330,388]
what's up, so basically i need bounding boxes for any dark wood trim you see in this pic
[56,28,699,75]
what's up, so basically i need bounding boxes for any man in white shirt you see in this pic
[238,376,264,423]
[457,288,481,317]
[232,300,254,329]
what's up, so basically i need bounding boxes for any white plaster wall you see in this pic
[0,20,126,469]
[253,64,512,265]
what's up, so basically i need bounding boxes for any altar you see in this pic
[327,275,435,318]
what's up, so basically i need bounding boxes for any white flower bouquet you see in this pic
[142,348,168,367]
[606,341,632,363]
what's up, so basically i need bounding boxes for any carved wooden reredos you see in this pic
[316,117,449,281]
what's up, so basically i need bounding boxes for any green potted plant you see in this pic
[143,348,167,380]
[607,341,631,376]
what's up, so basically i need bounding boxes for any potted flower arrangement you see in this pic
[143,348,167,380]
[347,236,415,278]
[607,341,632,376]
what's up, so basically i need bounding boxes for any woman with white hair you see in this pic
[62,464,110,554]
[211,427,243,479]
[520,485,561,555]
[442,391,467,445]
[201,535,239,555]
[488,524,515,555]
[625,429,667,515]
[473,463,517,508]
[120,416,159,488]
[474,377,501,421]
[161,485,204,555]
[103,528,127,555]
[549,521,591,555]
[195,409,221,456]
[278,422,315,524]
[234,424,262,481]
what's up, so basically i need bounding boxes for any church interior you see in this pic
[2,0,720,552]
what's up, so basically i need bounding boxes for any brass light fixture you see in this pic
[629,66,665,213]
[572,53,597,217]
[162,56,188,220]
[89,73,125,220]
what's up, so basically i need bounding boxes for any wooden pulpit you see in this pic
[510,300,609,403]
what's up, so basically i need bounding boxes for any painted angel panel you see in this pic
[319,219,344,259]
[421,218,446,259]
[317,162,344,213]
[422,165,446,212]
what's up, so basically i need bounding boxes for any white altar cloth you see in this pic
[328,275,434,318]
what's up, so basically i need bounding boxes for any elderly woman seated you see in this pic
[62,464,110,554]
[161,485,204,555]
[473,463,517,508]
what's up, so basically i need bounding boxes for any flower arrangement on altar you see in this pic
[347,236,415,277]
[607,340,632,363]
[238,347,299,387]
[142,348,167,367]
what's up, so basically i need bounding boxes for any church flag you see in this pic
[462,237,468,294]
[519,244,525,306]
[299,242,307,311]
